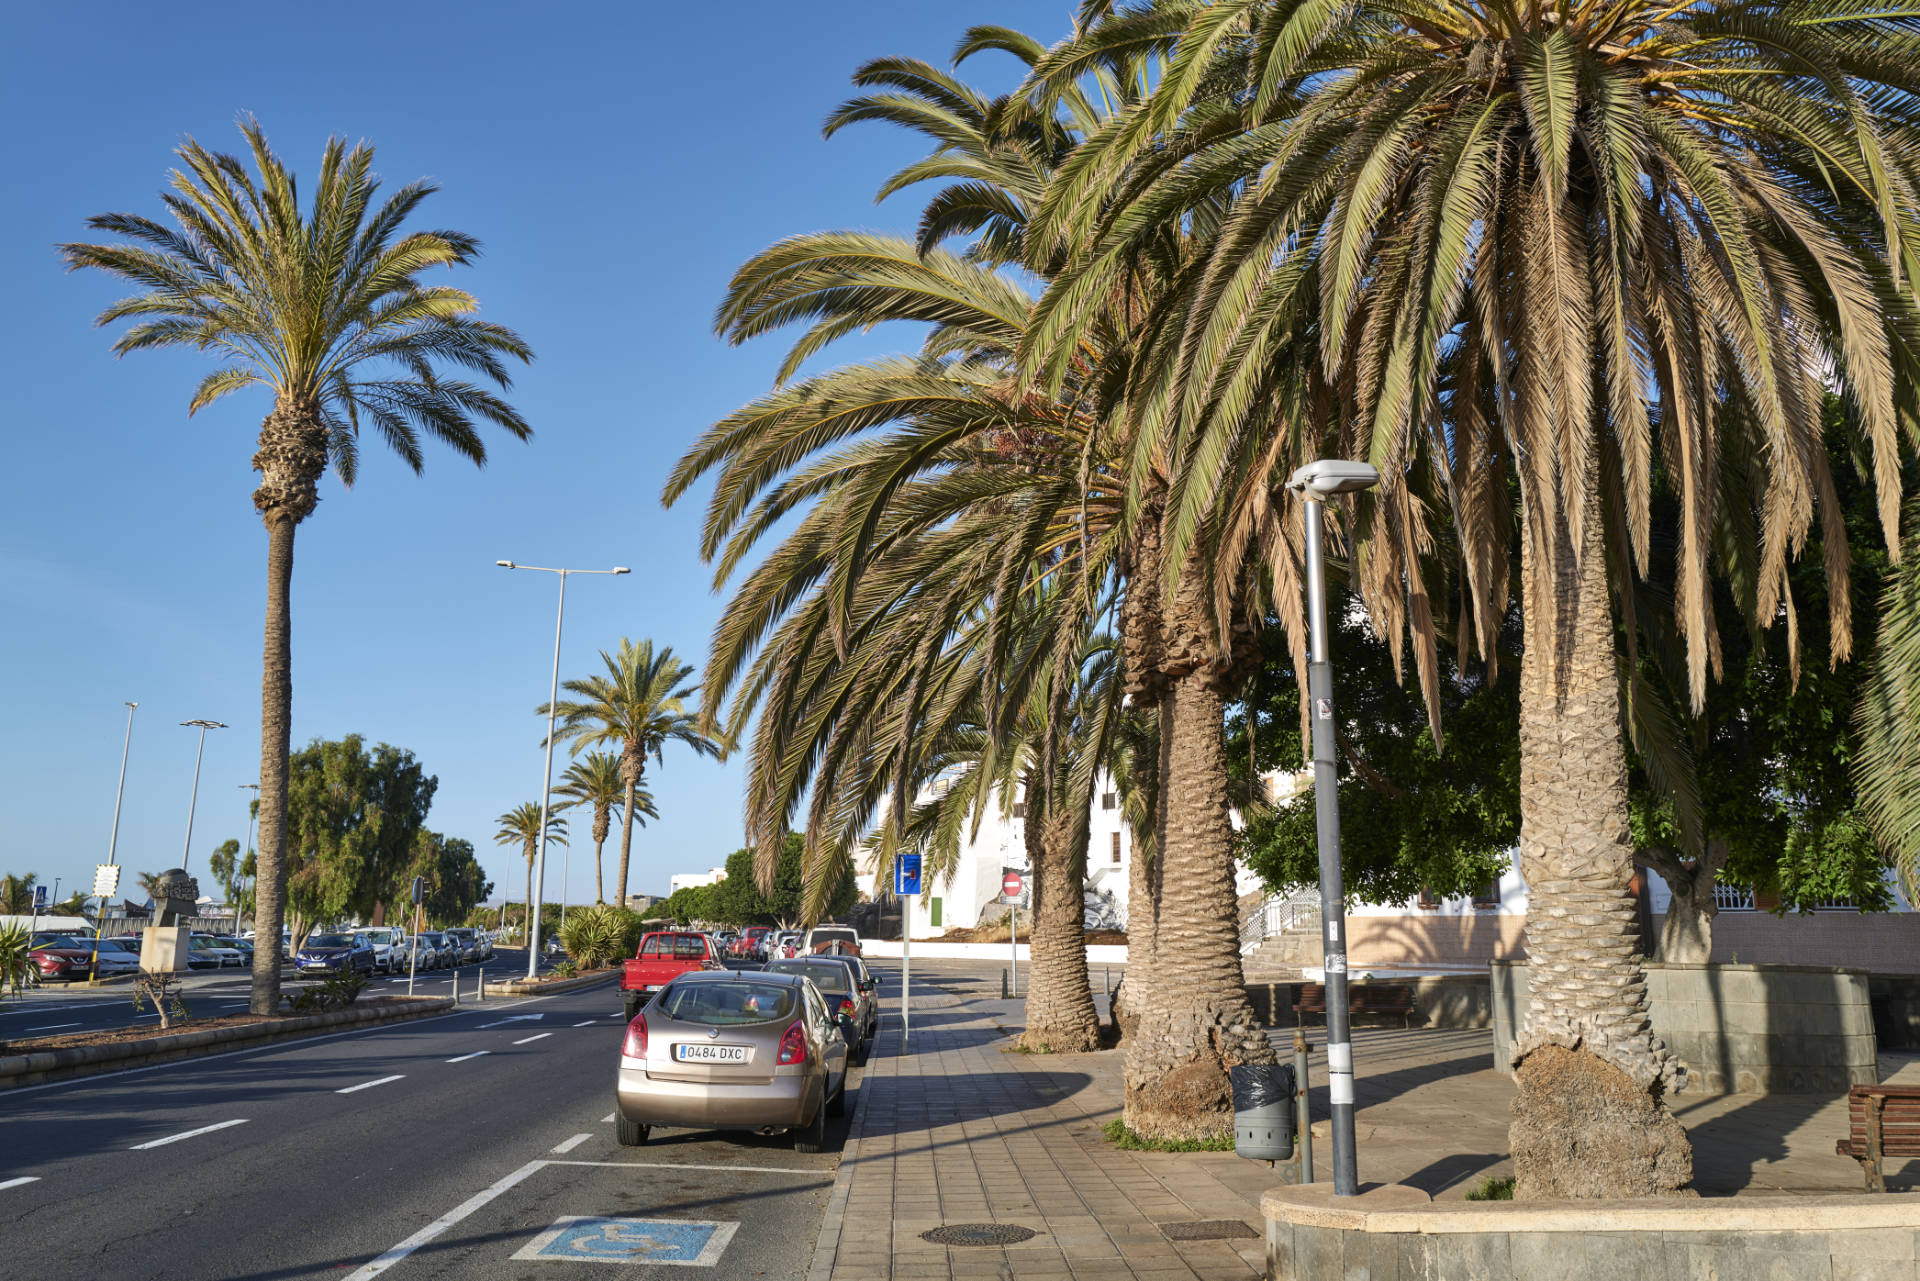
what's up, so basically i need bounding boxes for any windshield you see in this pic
[658,980,798,1026]
[307,934,352,948]
[767,961,851,993]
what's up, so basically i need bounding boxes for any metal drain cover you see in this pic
[1159,1220,1260,1241]
[920,1223,1038,1246]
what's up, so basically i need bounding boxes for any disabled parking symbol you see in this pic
[511,1216,740,1266]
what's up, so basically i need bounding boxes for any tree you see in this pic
[659,884,719,926]
[554,752,653,905]
[546,640,724,906]
[495,803,567,939]
[1023,0,1918,1194]
[712,834,857,926]
[404,830,492,927]
[53,892,92,917]
[135,871,165,903]
[207,838,258,925]
[284,736,437,946]
[64,119,533,1015]
[0,875,36,915]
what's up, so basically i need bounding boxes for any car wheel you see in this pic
[794,1087,828,1152]
[616,1114,649,1147]
[623,992,641,1022]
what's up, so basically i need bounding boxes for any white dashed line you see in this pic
[512,1033,551,1045]
[573,1020,598,1027]
[336,1074,406,1094]
[446,1050,491,1063]
[0,1177,41,1191]
[551,1133,592,1154]
[25,1023,82,1032]
[131,1119,249,1149]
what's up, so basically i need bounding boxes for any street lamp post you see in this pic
[1284,459,1381,1199]
[179,720,228,874]
[239,783,260,932]
[497,560,630,980]
[89,701,139,983]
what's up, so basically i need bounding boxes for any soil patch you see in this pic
[2,995,424,1053]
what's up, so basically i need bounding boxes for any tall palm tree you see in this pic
[1023,0,1920,1194]
[63,120,533,1015]
[546,640,723,906]
[554,753,656,904]
[0,874,37,915]
[495,803,567,940]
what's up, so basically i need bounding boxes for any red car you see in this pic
[622,932,726,1020]
[731,926,773,961]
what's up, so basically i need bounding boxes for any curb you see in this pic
[482,968,621,998]
[0,997,456,1090]
[804,1028,887,1281]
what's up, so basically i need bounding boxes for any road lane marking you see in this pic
[551,1133,592,1154]
[131,1119,249,1149]
[546,1160,829,1176]
[337,1074,406,1094]
[512,1033,552,1045]
[0,1003,99,1018]
[602,1112,616,1123]
[0,1177,41,1191]
[573,1020,599,1027]
[446,1050,491,1063]
[345,1158,547,1279]
[25,1023,82,1031]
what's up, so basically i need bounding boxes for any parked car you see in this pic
[443,928,484,963]
[771,931,801,960]
[765,956,878,1063]
[29,936,140,980]
[357,927,405,973]
[214,936,255,965]
[295,932,376,975]
[734,926,773,961]
[615,970,851,1151]
[397,934,438,972]
[189,934,245,968]
[800,926,862,958]
[621,931,727,1021]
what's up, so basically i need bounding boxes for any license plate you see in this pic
[674,1043,749,1063]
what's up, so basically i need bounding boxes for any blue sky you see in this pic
[0,1,1071,910]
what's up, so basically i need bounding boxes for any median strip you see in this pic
[512,1033,552,1045]
[131,1119,249,1149]
[337,1074,406,1094]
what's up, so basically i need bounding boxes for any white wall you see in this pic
[668,867,728,895]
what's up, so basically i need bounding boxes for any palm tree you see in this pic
[1022,0,1920,1194]
[135,871,166,904]
[495,803,567,941]
[63,121,533,1014]
[546,640,722,906]
[554,753,656,904]
[0,874,37,915]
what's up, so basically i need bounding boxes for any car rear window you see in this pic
[769,961,851,993]
[658,981,797,1025]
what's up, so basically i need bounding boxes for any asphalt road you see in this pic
[0,977,857,1279]
[0,950,546,1039]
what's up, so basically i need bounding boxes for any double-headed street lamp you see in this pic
[497,560,630,980]
[1284,458,1381,1199]
[179,720,228,874]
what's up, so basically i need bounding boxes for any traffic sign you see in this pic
[411,875,425,905]
[894,854,922,896]
[32,884,49,911]
[1002,872,1023,899]
[92,864,121,899]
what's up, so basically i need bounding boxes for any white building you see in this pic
[669,867,728,895]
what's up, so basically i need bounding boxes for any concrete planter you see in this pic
[0,996,455,1090]
[1491,960,1877,1094]
[482,967,621,998]
[1263,1183,1920,1280]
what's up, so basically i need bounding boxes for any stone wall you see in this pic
[1263,1185,1920,1281]
[1491,961,1878,1094]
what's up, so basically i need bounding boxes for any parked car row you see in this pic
[295,928,496,976]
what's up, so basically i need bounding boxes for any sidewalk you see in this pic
[807,970,1920,1280]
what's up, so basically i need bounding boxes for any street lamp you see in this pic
[91,701,139,983]
[1284,458,1380,1199]
[497,560,631,979]
[179,720,228,874]
[239,783,260,932]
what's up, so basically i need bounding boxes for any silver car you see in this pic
[615,970,850,1152]
[765,957,877,1064]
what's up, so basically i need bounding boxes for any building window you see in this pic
[1102,791,1116,810]
[1110,832,1122,864]
[1471,879,1499,909]
[1011,802,1026,818]
[1417,885,1440,911]
[929,897,943,928]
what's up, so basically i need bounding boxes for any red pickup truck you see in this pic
[622,931,724,1019]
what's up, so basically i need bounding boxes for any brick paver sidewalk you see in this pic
[806,987,1270,1281]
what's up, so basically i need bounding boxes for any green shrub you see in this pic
[558,905,634,970]
[1464,1176,1515,1201]
[1101,1119,1235,1152]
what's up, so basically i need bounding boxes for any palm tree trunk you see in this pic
[1121,672,1273,1141]
[616,778,638,907]
[1018,808,1103,1053]
[248,510,296,1016]
[595,834,607,905]
[1509,485,1691,1198]
[1113,718,1159,1039]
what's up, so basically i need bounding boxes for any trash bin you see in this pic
[1230,1062,1296,1162]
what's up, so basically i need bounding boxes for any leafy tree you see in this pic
[403,830,492,927]
[63,119,533,1015]
[284,736,437,946]
[495,803,567,940]
[207,839,257,924]
[554,752,654,905]
[546,640,725,906]
[658,884,719,926]
[712,833,857,927]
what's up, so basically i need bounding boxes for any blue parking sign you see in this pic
[511,1216,739,1267]
[895,854,921,896]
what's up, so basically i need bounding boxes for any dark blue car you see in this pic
[295,932,375,975]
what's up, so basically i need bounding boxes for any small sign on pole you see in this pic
[92,864,121,899]
[1001,872,1023,899]
[1002,872,1023,996]
[411,876,425,906]
[895,855,922,1051]
[32,885,49,912]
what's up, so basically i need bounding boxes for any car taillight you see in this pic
[622,1015,649,1059]
[777,1020,808,1065]
[837,997,855,1019]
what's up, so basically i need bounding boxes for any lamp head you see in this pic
[496,560,515,569]
[612,567,631,575]
[1286,459,1381,498]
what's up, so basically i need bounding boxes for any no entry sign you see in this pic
[1002,872,1023,899]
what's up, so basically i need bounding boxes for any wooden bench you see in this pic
[1293,982,1417,1027]
[1836,1084,1920,1192]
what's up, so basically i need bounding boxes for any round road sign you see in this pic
[1002,872,1024,898]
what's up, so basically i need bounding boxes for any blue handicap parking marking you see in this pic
[511,1216,740,1267]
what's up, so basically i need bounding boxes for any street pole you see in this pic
[902,893,913,1051]
[496,560,629,980]
[92,701,138,983]
[239,784,260,933]
[1285,458,1380,1200]
[1009,902,1017,997]
[178,720,228,873]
